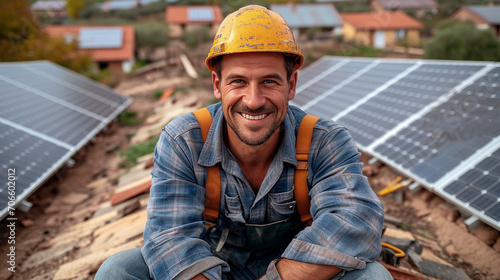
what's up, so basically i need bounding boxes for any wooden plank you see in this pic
[111,179,151,206]
[53,238,143,280]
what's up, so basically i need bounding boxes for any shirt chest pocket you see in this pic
[224,194,246,223]
[267,188,296,221]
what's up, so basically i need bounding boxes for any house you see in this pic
[30,0,67,19]
[165,5,223,38]
[371,0,438,18]
[43,25,136,74]
[270,3,343,41]
[450,5,500,37]
[341,11,423,48]
[100,0,171,12]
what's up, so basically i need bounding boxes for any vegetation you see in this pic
[182,25,212,49]
[329,43,383,57]
[153,90,163,99]
[66,0,86,20]
[117,110,144,126]
[424,21,500,61]
[119,135,160,168]
[135,22,169,60]
[0,0,93,74]
[333,0,371,13]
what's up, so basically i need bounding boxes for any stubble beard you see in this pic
[228,104,281,146]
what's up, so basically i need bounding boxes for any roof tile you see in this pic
[43,25,135,61]
[341,11,423,30]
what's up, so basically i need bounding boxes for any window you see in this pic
[396,29,406,39]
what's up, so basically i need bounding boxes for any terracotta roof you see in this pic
[166,5,223,24]
[43,25,135,61]
[340,11,424,30]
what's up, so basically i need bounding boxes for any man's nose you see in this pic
[243,83,266,109]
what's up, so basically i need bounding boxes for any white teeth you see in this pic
[241,113,266,120]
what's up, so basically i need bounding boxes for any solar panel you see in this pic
[79,27,123,49]
[187,7,214,21]
[295,56,500,230]
[0,61,131,220]
[372,66,500,184]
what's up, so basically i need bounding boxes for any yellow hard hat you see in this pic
[205,5,303,71]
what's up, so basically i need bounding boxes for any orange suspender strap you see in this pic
[294,115,320,225]
[192,108,221,222]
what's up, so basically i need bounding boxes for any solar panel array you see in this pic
[188,7,214,21]
[0,61,131,219]
[294,56,500,231]
[80,27,123,49]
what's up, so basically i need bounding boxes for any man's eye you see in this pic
[263,80,278,85]
[231,79,244,84]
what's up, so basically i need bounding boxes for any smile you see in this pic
[241,113,268,120]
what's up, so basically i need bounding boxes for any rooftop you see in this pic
[43,25,135,61]
[466,5,500,25]
[270,4,343,28]
[340,11,424,30]
[31,0,66,11]
[166,5,223,24]
[374,0,438,10]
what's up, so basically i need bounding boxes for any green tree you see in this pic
[182,25,212,50]
[424,22,500,61]
[135,22,169,60]
[66,0,86,20]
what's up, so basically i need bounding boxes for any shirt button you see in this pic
[289,205,293,209]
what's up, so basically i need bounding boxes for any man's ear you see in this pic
[288,71,298,101]
[212,71,222,100]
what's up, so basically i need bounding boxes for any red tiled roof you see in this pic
[340,11,423,30]
[43,25,135,61]
[166,5,223,24]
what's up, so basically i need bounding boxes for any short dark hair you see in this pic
[212,53,296,82]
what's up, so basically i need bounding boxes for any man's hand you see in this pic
[192,274,209,280]
[276,258,341,280]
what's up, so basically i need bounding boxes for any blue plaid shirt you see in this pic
[142,103,384,280]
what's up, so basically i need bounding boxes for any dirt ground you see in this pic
[1,43,500,280]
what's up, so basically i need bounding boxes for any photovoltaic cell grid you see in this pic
[188,7,214,21]
[79,28,123,49]
[0,123,68,212]
[296,59,414,119]
[374,67,500,184]
[295,56,500,230]
[0,61,131,219]
[337,63,483,147]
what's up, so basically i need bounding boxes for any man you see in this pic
[96,5,391,280]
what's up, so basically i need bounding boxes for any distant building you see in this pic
[270,3,343,41]
[30,0,67,19]
[165,5,223,38]
[100,0,170,12]
[450,5,500,37]
[341,11,423,48]
[371,0,438,18]
[43,25,136,74]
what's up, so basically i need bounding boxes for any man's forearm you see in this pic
[276,258,341,280]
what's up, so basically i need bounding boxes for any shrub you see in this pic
[424,22,500,61]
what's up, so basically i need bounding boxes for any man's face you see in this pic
[212,52,297,146]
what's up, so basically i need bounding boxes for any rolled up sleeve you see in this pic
[282,127,384,271]
[142,128,229,279]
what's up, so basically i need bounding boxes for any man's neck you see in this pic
[226,127,281,192]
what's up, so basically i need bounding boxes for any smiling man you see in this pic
[96,5,391,280]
